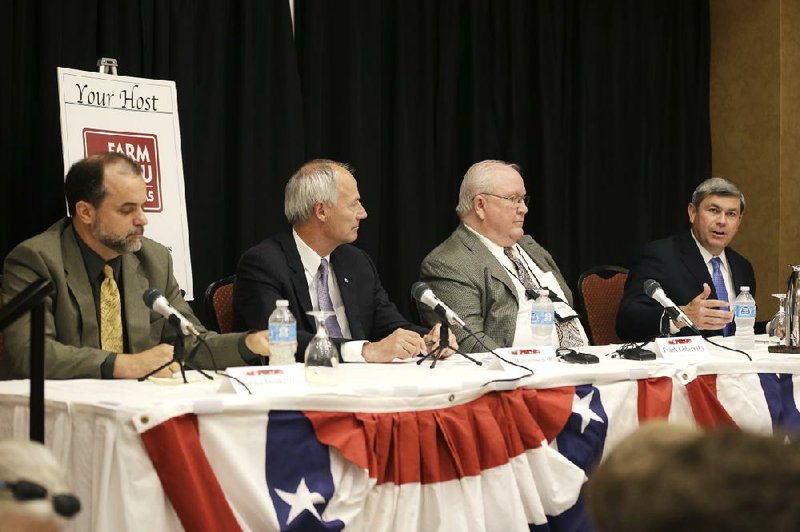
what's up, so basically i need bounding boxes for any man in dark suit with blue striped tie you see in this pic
[617,177,756,341]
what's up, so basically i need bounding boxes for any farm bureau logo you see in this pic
[83,128,163,212]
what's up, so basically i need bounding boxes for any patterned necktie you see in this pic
[317,259,344,338]
[503,247,584,348]
[100,264,124,353]
[711,257,732,336]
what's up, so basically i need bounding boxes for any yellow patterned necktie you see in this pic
[100,264,124,353]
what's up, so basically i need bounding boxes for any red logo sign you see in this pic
[83,128,163,212]
[510,349,541,355]
[244,369,284,377]
[667,338,692,345]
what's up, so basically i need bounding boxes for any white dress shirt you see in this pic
[690,230,736,306]
[293,230,367,362]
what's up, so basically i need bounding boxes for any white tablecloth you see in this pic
[0,337,798,531]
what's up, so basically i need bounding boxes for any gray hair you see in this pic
[455,160,522,218]
[0,440,71,523]
[691,177,746,214]
[284,159,351,225]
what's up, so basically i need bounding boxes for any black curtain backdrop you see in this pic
[1,0,709,325]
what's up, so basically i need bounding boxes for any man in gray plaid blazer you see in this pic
[418,160,587,352]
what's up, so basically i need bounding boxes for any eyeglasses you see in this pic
[0,479,81,518]
[478,192,530,206]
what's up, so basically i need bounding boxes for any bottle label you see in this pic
[531,310,555,326]
[735,304,756,318]
[270,323,297,342]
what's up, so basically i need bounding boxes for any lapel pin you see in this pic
[344,277,349,283]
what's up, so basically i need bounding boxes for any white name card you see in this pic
[223,364,305,395]
[655,336,708,361]
[498,346,558,365]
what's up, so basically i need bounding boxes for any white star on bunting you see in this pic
[274,477,325,524]
[572,389,604,433]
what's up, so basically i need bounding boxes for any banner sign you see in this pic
[57,67,194,298]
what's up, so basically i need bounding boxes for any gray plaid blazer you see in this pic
[418,223,573,353]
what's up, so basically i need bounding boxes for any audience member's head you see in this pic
[0,440,80,531]
[586,422,800,532]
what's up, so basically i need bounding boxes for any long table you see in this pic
[1,337,799,531]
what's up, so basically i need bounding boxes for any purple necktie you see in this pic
[711,257,732,336]
[317,259,344,338]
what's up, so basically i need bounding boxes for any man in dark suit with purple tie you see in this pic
[234,159,450,363]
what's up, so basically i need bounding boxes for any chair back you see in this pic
[577,266,629,345]
[203,275,236,333]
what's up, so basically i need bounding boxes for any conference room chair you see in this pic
[576,265,629,345]
[203,275,236,333]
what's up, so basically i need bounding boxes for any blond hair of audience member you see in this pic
[0,440,78,531]
[585,422,800,532]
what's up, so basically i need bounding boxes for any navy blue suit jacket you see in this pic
[617,230,756,341]
[233,232,425,361]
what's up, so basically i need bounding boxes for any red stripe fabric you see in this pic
[140,414,242,532]
[304,387,575,485]
[685,374,738,428]
[637,377,673,422]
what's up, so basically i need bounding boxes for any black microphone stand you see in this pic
[417,306,482,368]
[0,279,54,443]
[659,313,673,338]
[138,315,213,383]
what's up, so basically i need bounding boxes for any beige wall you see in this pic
[710,0,800,316]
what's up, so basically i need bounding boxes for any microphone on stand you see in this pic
[142,288,200,337]
[643,279,700,334]
[410,282,483,367]
[411,282,466,327]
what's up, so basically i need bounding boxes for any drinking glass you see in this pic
[766,293,787,346]
[304,311,340,385]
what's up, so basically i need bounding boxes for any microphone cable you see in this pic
[702,336,752,361]
[612,336,752,362]
[187,335,254,394]
[452,326,535,387]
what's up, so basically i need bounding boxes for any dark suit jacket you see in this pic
[1,219,251,379]
[617,230,756,341]
[234,232,425,362]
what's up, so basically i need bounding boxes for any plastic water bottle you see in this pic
[268,300,297,365]
[733,286,756,351]
[530,289,555,347]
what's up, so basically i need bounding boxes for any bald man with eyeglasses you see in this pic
[418,160,587,353]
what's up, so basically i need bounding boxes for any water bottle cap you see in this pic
[276,300,289,307]
[740,286,750,292]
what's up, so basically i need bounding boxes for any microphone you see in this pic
[411,282,466,327]
[643,279,699,333]
[143,288,200,337]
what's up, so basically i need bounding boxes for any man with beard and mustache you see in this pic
[1,153,270,379]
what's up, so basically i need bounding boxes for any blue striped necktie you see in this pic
[711,257,732,336]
